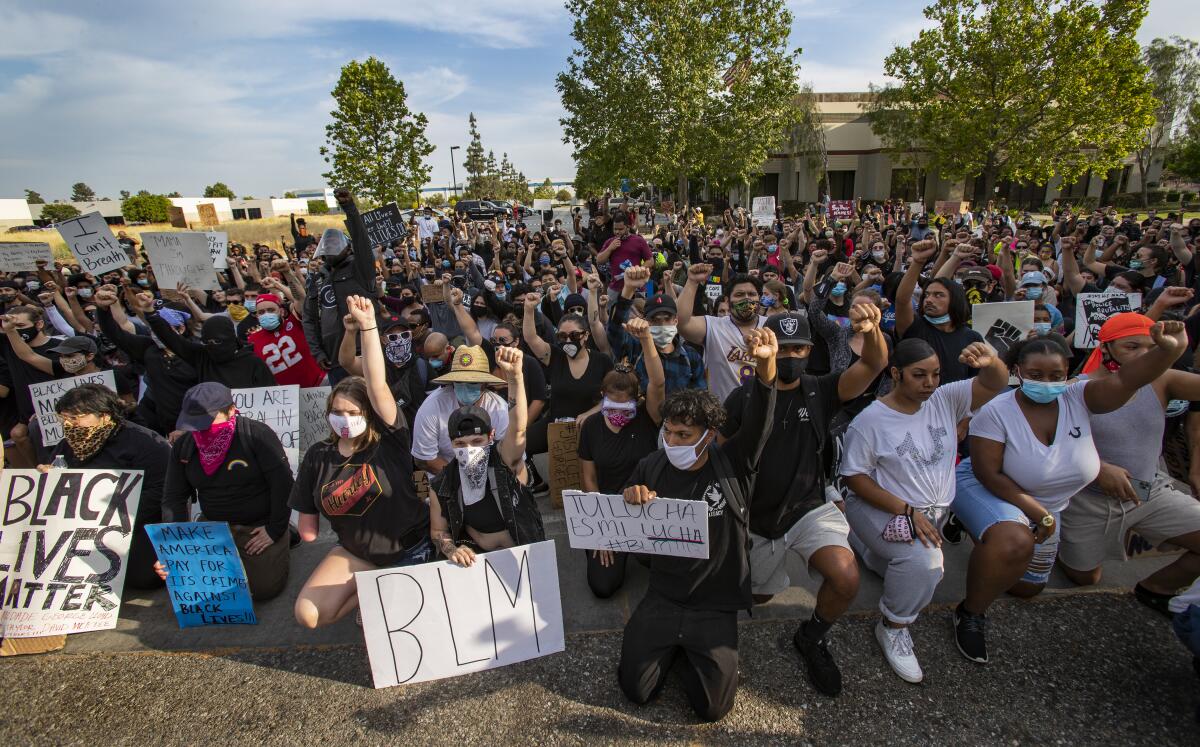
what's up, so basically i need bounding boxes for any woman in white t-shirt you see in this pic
[840,337,1009,684]
[950,325,1188,666]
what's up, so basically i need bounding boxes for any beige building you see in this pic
[733,92,1163,209]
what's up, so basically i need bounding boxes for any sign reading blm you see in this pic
[361,203,406,247]
[0,469,144,637]
[356,541,564,688]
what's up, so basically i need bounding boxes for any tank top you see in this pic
[1087,383,1162,483]
[703,314,766,402]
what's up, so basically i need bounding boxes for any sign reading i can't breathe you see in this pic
[55,212,128,275]
[145,522,256,628]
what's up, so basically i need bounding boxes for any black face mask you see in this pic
[470,306,488,319]
[777,356,808,384]
[17,326,38,343]
[205,339,238,363]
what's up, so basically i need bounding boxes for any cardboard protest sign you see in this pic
[532,199,553,212]
[907,202,924,215]
[357,540,564,688]
[705,283,723,301]
[31,370,117,447]
[362,202,407,248]
[142,232,220,291]
[971,301,1033,359]
[145,522,256,628]
[561,491,709,559]
[0,242,54,272]
[55,212,128,275]
[661,200,675,214]
[751,196,776,227]
[934,200,969,215]
[420,283,444,303]
[547,421,580,509]
[205,232,228,269]
[168,206,188,228]
[197,203,219,226]
[298,386,331,463]
[1075,292,1141,348]
[413,470,431,504]
[232,385,299,475]
[0,468,144,637]
[829,200,854,220]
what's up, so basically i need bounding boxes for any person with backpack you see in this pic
[158,382,294,601]
[616,326,778,723]
[718,305,887,698]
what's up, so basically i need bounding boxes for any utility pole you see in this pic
[450,145,461,197]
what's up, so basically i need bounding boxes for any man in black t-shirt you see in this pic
[720,308,886,697]
[617,326,778,723]
[895,240,982,383]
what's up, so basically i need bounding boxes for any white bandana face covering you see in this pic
[455,443,491,505]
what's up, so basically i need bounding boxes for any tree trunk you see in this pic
[982,155,998,209]
[1138,158,1149,210]
[676,172,688,206]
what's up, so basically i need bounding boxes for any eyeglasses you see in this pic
[491,337,514,346]
[555,331,587,343]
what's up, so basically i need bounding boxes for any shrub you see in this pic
[306,200,329,215]
[555,189,573,202]
[39,203,82,223]
[121,194,172,223]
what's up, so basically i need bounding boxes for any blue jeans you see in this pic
[1174,604,1200,658]
[385,536,433,568]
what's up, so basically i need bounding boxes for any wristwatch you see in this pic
[1039,513,1055,529]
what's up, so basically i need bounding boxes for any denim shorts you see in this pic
[953,460,1061,585]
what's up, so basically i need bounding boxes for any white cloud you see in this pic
[395,66,470,108]
[0,8,87,58]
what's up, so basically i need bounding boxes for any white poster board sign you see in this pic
[751,196,776,227]
[532,199,553,212]
[205,232,228,269]
[0,242,54,272]
[0,468,144,637]
[31,370,118,447]
[298,386,331,462]
[55,212,128,274]
[971,301,1033,359]
[1075,292,1141,348]
[357,540,564,689]
[907,202,924,215]
[561,490,709,558]
[232,385,299,475]
[142,232,220,291]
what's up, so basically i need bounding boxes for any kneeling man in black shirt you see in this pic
[617,326,778,722]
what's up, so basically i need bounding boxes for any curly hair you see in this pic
[661,389,726,430]
[1004,333,1071,368]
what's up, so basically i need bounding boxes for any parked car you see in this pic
[5,225,45,233]
[489,200,532,219]
[455,199,504,220]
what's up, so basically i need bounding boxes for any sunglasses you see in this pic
[491,337,515,346]
[555,331,587,343]
[384,330,412,343]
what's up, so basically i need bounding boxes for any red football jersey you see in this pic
[248,313,325,388]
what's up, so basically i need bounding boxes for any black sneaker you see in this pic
[941,513,964,545]
[1134,583,1174,620]
[953,601,989,664]
[793,627,842,696]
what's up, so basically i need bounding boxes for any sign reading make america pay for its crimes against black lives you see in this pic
[0,469,144,638]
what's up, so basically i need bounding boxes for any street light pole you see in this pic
[450,145,461,197]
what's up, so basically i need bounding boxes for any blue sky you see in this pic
[0,0,1193,201]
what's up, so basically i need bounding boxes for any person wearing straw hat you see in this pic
[411,343,510,475]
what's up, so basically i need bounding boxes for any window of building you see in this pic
[752,173,779,199]
[232,209,246,220]
[827,170,855,200]
[247,208,262,220]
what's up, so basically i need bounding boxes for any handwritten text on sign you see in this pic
[547,421,579,509]
[361,202,406,247]
[298,386,331,462]
[232,385,299,475]
[205,232,228,269]
[0,469,144,638]
[145,522,256,628]
[751,196,775,227]
[561,491,710,559]
[356,540,564,688]
[0,242,54,272]
[143,232,220,291]
[55,212,128,274]
[31,370,117,447]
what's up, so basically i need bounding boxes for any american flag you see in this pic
[722,55,750,89]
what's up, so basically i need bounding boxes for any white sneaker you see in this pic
[875,619,923,683]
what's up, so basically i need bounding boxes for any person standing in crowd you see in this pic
[1057,313,1200,616]
[840,338,1008,684]
[429,345,544,566]
[616,327,778,723]
[159,382,293,601]
[291,296,432,628]
[246,292,325,388]
[677,262,767,402]
[290,213,316,255]
[578,316,666,598]
[894,240,983,383]
[39,384,168,591]
[720,305,886,697]
[951,324,1187,665]
[302,189,376,383]
[597,213,652,302]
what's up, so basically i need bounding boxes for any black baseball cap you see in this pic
[643,294,677,318]
[176,382,235,432]
[49,336,98,355]
[764,311,813,346]
[448,405,492,439]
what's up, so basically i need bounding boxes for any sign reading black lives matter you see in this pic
[31,370,117,447]
[971,300,1033,358]
[361,202,407,247]
[0,469,144,637]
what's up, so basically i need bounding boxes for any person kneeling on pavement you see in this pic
[159,382,293,601]
[616,326,778,723]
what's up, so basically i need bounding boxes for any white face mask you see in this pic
[649,324,676,347]
[661,428,710,470]
[328,413,367,439]
[454,443,491,501]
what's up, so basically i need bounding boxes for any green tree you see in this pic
[786,85,829,199]
[40,203,81,223]
[166,191,182,198]
[555,188,573,201]
[241,195,255,200]
[24,189,44,204]
[284,191,297,198]
[320,56,433,206]
[1135,37,1200,205]
[463,113,490,198]
[119,190,131,200]
[121,193,172,223]
[426,192,446,207]
[868,0,1156,202]
[70,182,96,202]
[306,199,330,215]
[533,177,556,200]
[557,0,802,200]
[203,182,236,199]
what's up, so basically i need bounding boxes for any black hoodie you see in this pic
[147,313,275,390]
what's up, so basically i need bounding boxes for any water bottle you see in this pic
[50,455,68,469]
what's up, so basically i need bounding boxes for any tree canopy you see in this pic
[70,182,96,202]
[41,203,81,223]
[320,57,433,206]
[24,189,44,204]
[121,193,172,223]
[557,0,803,199]
[203,182,236,199]
[868,0,1156,200]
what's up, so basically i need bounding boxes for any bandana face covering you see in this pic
[384,332,413,367]
[454,443,491,505]
[62,418,118,462]
[192,414,237,476]
[601,397,637,428]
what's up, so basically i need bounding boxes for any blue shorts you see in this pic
[953,460,1061,586]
